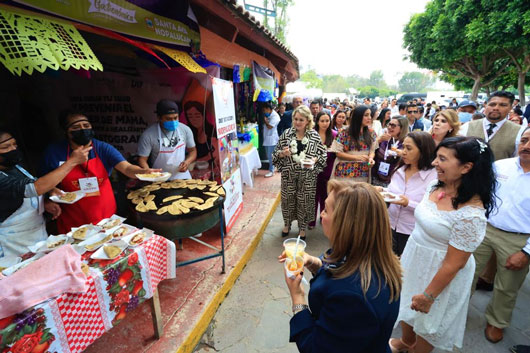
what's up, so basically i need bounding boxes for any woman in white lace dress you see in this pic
[390,136,497,353]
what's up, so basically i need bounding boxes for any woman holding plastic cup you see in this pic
[273,105,327,240]
[280,180,402,352]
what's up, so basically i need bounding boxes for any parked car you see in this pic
[397,93,427,105]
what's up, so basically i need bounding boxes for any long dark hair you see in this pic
[332,110,346,130]
[314,111,333,147]
[184,101,216,157]
[434,136,496,217]
[348,105,374,150]
[377,108,391,126]
[397,131,435,171]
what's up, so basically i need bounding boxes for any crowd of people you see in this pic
[274,91,529,352]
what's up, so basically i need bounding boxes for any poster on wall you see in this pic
[211,77,243,232]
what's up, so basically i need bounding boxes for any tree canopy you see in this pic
[403,0,530,103]
[398,72,435,92]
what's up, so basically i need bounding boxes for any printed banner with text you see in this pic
[212,77,243,232]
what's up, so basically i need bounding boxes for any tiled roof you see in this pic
[222,0,298,62]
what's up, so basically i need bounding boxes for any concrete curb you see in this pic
[176,192,281,353]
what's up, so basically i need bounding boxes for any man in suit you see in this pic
[463,91,526,293]
[278,95,303,136]
[405,104,424,131]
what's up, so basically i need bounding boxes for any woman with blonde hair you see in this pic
[281,180,402,352]
[431,110,460,146]
[273,105,327,240]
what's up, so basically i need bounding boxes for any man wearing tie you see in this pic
[461,90,526,294]
[462,91,524,161]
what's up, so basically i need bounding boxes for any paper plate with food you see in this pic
[28,235,72,253]
[380,191,400,203]
[79,233,113,252]
[97,215,126,230]
[2,253,45,276]
[0,255,21,272]
[123,228,154,247]
[49,190,86,204]
[67,224,102,241]
[91,240,128,260]
[135,172,171,182]
[300,158,315,169]
[106,224,137,239]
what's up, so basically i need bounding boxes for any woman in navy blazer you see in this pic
[281,180,402,352]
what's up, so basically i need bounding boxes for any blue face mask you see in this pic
[163,120,179,131]
[458,112,473,123]
[264,112,271,117]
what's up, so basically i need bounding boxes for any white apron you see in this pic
[0,165,47,258]
[153,124,191,180]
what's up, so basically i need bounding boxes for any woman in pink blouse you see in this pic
[384,131,437,256]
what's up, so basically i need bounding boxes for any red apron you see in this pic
[57,146,117,233]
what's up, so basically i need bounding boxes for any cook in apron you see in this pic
[0,165,47,258]
[153,124,191,180]
[56,146,116,234]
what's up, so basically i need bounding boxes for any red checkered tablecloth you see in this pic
[0,234,176,353]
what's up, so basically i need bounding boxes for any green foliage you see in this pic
[300,69,322,88]
[367,70,387,89]
[262,0,294,45]
[398,72,435,92]
[402,0,519,100]
[357,86,397,99]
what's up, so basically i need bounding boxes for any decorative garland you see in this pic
[289,135,309,163]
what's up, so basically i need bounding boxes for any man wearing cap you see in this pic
[40,110,159,234]
[137,99,197,180]
[457,100,477,124]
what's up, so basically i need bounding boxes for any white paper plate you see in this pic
[106,224,137,239]
[67,224,102,241]
[90,240,128,260]
[135,172,171,182]
[122,228,154,247]
[381,191,400,203]
[28,235,72,253]
[49,190,86,204]
[2,253,45,276]
[0,255,21,270]
[79,233,113,252]
[97,215,126,230]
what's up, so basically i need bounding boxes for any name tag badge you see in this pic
[378,162,391,176]
[79,176,100,196]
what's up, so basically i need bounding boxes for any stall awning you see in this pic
[0,7,102,76]
[12,0,201,52]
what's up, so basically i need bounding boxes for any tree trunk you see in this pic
[471,77,481,101]
[518,71,527,106]
[485,86,491,98]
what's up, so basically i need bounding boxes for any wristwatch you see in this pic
[292,304,309,315]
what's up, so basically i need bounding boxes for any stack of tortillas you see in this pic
[128,179,225,216]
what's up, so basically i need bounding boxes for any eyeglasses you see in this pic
[407,110,418,114]
[387,123,399,128]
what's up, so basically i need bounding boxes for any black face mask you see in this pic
[70,129,94,146]
[0,149,23,167]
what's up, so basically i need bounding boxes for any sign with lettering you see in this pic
[14,0,200,50]
[212,77,242,232]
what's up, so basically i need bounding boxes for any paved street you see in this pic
[196,205,530,353]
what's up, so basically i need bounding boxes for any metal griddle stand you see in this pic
[175,204,226,274]
[135,202,226,274]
